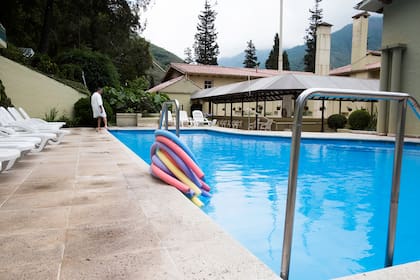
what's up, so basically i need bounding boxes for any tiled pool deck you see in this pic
[0,127,419,279]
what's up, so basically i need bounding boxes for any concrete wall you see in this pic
[381,0,420,137]
[0,56,86,119]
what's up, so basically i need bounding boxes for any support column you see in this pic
[388,47,403,135]
[377,50,390,135]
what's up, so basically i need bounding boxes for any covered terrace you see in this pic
[191,73,379,132]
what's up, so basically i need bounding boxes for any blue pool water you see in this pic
[110,129,420,280]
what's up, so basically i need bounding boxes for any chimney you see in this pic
[315,22,332,76]
[351,11,370,70]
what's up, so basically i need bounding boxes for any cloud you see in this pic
[142,0,365,58]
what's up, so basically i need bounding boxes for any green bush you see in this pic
[56,49,119,91]
[327,114,347,131]
[0,43,28,65]
[73,96,114,127]
[31,53,59,74]
[348,109,371,130]
[0,80,13,108]
[73,97,94,127]
[104,77,169,115]
[59,63,83,81]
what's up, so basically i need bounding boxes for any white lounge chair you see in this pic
[0,107,69,144]
[161,110,174,126]
[8,107,63,129]
[0,141,35,156]
[0,148,21,172]
[0,126,53,152]
[192,110,212,126]
[18,107,66,127]
[179,111,193,127]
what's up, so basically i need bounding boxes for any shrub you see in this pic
[73,97,94,127]
[31,53,59,75]
[348,109,371,130]
[59,63,83,82]
[104,77,169,115]
[73,96,114,127]
[327,114,347,131]
[0,43,28,65]
[0,80,13,108]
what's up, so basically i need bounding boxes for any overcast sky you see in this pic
[142,0,367,59]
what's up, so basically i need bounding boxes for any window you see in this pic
[204,80,213,89]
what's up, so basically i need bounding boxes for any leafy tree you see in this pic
[0,0,151,80]
[112,36,152,83]
[243,40,259,68]
[194,0,219,65]
[265,33,290,70]
[56,49,120,91]
[304,0,323,73]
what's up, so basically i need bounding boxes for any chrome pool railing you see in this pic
[280,88,420,280]
[159,99,180,137]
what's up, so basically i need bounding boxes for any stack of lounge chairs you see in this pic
[0,106,69,173]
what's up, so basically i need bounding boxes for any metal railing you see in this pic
[280,88,420,280]
[159,99,180,137]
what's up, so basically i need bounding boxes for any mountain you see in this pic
[148,43,183,85]
[219,16,383,71]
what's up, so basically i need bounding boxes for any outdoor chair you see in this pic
[0,148,21,173]
[9,107,64,129]
[179,111,193,127]
[192,110,212,126]
[18,107,66,127]
[259,117,273,131]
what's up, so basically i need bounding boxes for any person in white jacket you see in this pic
[91,88,108,131]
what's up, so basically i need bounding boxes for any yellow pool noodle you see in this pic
[191,195,204,208]
[156,149,202,196]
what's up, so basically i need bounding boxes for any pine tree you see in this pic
[283,50,290,70]
[265,33,279,69]
[184,47,194,64]
[304,0,323,73]
[243,40,259,68]
[265,34,290,70]
[194,0,219,65]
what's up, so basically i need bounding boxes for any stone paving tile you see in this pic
[75,175,128,190]
[71,187,132,206]
[16,177,75,194]
[0,262,60,280]
[0,207,70,234]
[0,229,65,267]
[63,221,159,260]
[0,183,18,195]
[60,249,182,280]
[0,190,75,210]
[68,200,144,227]
[167,238,279,280]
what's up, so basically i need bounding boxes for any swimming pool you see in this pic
[110,129,420,280]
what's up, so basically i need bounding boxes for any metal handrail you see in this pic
[158,99,180,137]
[280,88,419,280]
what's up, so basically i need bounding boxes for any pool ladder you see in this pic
[159,99,180,137]
[280,88,420,280]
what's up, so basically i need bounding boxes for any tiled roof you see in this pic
[148,76,184,92]
[329,62,380,75]
[167,62,302,79]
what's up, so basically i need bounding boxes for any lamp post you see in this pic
[278,0,283,72]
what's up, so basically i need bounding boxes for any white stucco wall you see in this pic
[0,56,86,119]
